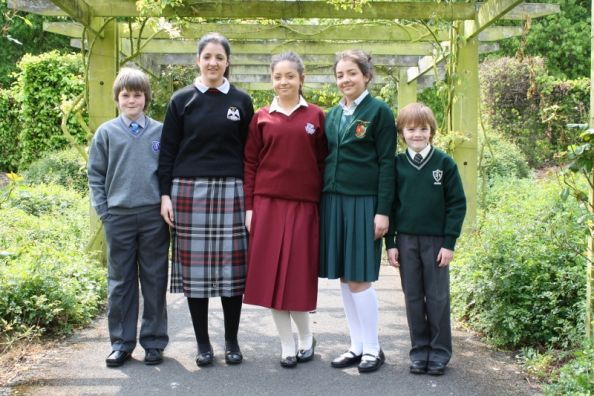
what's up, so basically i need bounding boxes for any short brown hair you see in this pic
[396,102,437,138]
[112,67,152,110]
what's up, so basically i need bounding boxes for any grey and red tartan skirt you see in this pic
[170,177,248,298]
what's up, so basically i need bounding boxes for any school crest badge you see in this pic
[433,169,443,185]
[354,121,370,138]
[305,123,316,135]
[151,140,160,153]
[227,107,240,121]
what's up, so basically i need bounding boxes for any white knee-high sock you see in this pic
[341,282,363,355]
[290,311,313,350]
[271,309,296,358]
[351,286,380,356]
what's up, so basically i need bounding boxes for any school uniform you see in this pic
[243,97,327,311]
[158,78,254,298]
[319,91,396,281]
[385,145,466,365]
[88,114,169,353]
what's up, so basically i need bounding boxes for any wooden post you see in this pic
[87,17,118,265]
[587,0,594,342]
[397,69,417,110]
[450,24,478,228]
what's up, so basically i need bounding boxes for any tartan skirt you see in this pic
[318,193,382,282]
[170,177,248,298]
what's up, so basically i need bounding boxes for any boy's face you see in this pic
[402,123,431,153]
[117,88,145,121]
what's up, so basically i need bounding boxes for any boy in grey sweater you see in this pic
[88,67,169,367]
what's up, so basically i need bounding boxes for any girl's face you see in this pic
[197,42,229,87]
[402,123,432,152]
[272,60,303,103]
[335,59,369,103]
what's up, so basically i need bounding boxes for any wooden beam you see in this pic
[465,0,523,40]
[10,1,561,21]
[51,0,92,28]
[477,25,523,41]
[118,39,436,56]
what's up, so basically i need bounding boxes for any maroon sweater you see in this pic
[244,104,328,210]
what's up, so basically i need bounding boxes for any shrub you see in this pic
[452,177,587,349]
[0,88,20,172]
[544,342,594,395]
[13,51,86,169]
[24,148,88,194]
[479,129,530,183]
[0,183,105,340]
[480,57,549,167]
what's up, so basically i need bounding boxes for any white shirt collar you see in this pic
[121,113,146,128]
[194,77,230,94]
[407,144,432,160]
[269,96,308,116]
[339,90,369,115]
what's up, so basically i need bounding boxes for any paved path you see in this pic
[5,267,538,395]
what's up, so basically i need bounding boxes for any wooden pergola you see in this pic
[8,0,560,228]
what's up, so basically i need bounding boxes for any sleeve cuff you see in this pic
[443,236,457,250]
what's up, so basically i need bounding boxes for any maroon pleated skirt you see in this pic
[243,196,319,311]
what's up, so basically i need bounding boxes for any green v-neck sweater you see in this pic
[385,147,466,250]
[322,95,396,215]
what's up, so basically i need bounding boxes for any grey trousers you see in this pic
[397,234,452,364]
[103,208,170,352]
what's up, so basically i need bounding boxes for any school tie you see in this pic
[129,122,141,135]
[413,153,423,164]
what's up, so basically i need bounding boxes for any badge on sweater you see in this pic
[433,169,443,185]
[152,140,160,153]
[354,120,370,138]
[305,123,315,135]
[227,107,240,121]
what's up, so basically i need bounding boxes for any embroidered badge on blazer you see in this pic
[227,107,240,121]
[354,120,370,138]
[433,169,443,185]
[152,140,160,153]
[305,123,316,135]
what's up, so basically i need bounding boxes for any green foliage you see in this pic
[479,129,530,183]
[150,64,196,121]
[0,1,70,88]
[494,0,591,80]
[251,90,275,110]
[305,84,341,110]
[480,57,548,167]
[13,51,86,169]
[0,183,106,340]
[24,148,88,194]
[0,88,19,172]
[417,85,445,129]
[452,177,587,349]
[544,342,594,394]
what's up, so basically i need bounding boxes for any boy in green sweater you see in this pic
[385,102,466,376]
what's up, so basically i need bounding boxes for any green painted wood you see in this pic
[87,17,118,264]
[477,25,522,41]
[51,0,92,29]
[500,2,559,19]
[450,27,478,228]
[121,39,436,56]
[465,0,523,40]
[88,0,476,20]
[397,69,417,108]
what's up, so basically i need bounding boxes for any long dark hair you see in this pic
[197,33,231,79]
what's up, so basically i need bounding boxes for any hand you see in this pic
[245,210,253,233]
[374,214,389,240]
[160,195,174,227]
[437,248,454,267]
[387,248,399,268]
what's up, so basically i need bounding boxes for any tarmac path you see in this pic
[4,267,538,396]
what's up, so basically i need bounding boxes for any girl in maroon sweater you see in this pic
[243,52,328,368]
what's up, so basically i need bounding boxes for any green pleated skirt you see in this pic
[319,193,382,282]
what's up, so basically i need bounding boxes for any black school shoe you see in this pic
[331,351,362,368]
[409,360,427,374]
[105,350,131,367]
[427,361,446,376]
[357,349,385,373]
[196,344,214,367]
[296,337,317,363]
[225,341,243,365]
[144,348,163,365]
